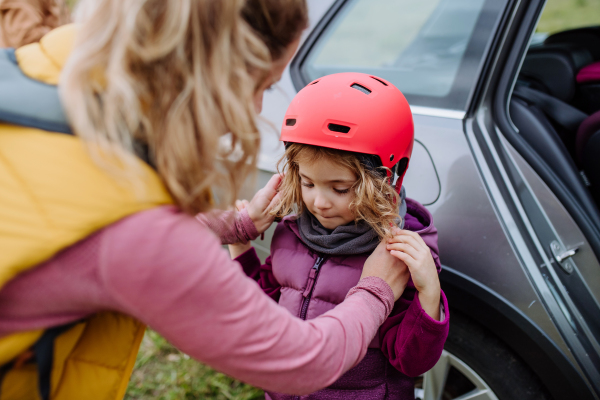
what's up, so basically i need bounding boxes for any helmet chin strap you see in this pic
[357,153,406,194]
[394,174,403,194]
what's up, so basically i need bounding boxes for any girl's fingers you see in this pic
[408,230,428,248]
[387,242,420,260]
[390,249,415,265]
[388,233,426,253]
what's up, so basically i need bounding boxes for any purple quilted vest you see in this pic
[265,199,438,400]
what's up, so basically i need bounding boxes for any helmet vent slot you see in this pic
[370,76,388,86]
[328,123,351,134]
[351,83,371,95]
[285,119,297,126]
[395,157,409,177]
[310,80,320,85]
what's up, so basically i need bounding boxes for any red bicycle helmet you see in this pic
[280,72,414,191]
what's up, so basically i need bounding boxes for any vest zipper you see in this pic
[294,256,325,400]
[299,256,326,320]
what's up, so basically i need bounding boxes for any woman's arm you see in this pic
[100,206,395,395]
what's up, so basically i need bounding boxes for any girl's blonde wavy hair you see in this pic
[270,143,401,238]
[60,0,306,215]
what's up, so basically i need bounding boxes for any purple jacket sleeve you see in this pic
[380,201,449,377]
[379,289,449,377]
[235,247,281,302]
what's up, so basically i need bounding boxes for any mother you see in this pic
[0,0,409,399]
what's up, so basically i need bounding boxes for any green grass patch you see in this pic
[537,0,600,34]
[125,330,264,400]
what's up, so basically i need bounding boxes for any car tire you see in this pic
[416,311,554,400]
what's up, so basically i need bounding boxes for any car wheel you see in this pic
[414,312,553,400]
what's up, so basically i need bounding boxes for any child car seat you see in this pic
[509,44,599,211]
[545,26,600,114]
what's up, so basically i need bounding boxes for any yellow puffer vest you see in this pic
[0,25,172,399]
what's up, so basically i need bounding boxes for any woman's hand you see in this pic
[361,240,410,301]
[245,174,283,235]
[386,227,441,320]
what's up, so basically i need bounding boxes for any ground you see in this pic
[125,330,264,400]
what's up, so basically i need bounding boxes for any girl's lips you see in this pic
[316,214,335,219]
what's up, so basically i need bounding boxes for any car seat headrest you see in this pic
[520,44,594,102]
[545,27,600,61]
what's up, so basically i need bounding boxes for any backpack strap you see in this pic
[33,324,76,400]
[0,48,72,134]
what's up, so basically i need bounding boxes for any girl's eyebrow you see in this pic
[299,172,354,184]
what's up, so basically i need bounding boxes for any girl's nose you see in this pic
[313,192,331,209]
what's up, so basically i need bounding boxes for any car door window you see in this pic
[298,0,508,111]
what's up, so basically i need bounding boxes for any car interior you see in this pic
[509,27,600,208]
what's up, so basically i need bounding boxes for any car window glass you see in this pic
[300,0,507,110]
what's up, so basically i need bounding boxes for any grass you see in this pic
[536,0,600,34]
[125,330,264,400]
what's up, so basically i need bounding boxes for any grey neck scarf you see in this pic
[297,186,407,256]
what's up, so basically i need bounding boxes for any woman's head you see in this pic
[271,143,401,238]
[242,0,307,112]
[61,0,307,215]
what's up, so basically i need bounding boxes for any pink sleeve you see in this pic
[101,207,394,395]
[196,208,259,244]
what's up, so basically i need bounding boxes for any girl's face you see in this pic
[298,157,357,230]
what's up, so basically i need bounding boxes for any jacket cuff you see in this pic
[346,277,395,317]
[410,289,450,329]
[237,208,260,242]
[234,246,261,277]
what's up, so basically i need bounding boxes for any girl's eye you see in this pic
[301,182,314,188]
[334,188,350,195]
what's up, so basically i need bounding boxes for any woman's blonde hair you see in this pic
[270,143,401,238]
[60,0,306,215]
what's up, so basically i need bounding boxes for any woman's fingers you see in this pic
[266,191,282,213]
[235,199,249,211]
[262,173,283,200]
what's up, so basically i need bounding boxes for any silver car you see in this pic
[250,0,600,399]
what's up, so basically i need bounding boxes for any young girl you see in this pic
[230,73,449,399]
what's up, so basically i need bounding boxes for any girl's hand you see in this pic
[386,227,441,320]
[246,174,283,234]
[361,240,410,301]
